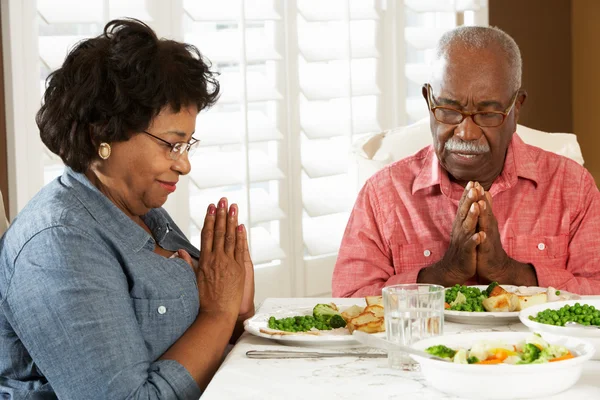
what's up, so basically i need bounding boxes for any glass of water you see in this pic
[383,284,445,370]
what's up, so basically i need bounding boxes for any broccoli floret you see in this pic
[518,343,541,364]
[313,305,346,328]
[425,345,457,359]
[329,314,347,328]
[484,281,499,297]
[312,303,350,329]
[467,356,479,364]
[313,303,342,324]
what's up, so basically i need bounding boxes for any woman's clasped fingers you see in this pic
[225,203,239,256]
[212,197,229,252]
[235,224,247,268]
[200,203,216,253]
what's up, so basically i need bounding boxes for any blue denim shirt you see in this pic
[0,168,202,399]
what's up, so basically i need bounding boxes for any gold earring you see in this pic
[98,143,111,160]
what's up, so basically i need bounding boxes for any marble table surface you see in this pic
[202,298,600,400]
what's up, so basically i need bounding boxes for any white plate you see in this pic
[444,285,579,325]
[244,305,384,347]
[411,331,595,399]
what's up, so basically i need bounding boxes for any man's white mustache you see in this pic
[445,139,490,154]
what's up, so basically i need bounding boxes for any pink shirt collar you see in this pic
[412,133,539,200]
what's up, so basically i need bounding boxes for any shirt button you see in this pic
[537,243,546,251]
[423,249,432,257]
[157,306,167,315]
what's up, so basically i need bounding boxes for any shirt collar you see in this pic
[412,146,443,195]
[62,168,166,252]
[412,133,539,197]
[508,132,539,185]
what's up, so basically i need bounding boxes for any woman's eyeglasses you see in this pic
[142,131,200,161]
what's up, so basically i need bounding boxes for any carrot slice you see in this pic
[549,352,575,362]
[444,302,451,309]
[494,349,508,361]
[476,359,504,364]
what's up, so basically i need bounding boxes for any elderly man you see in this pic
[333,26,600,297]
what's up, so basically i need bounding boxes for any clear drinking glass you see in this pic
[383,284,445,370]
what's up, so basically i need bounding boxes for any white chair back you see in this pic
[352,118,585,189]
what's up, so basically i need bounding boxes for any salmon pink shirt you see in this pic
[333,134,600,297]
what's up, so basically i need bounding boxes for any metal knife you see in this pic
[246,350,387,359]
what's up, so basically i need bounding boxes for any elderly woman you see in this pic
[0,19,254,399]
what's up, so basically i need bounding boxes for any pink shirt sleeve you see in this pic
[531,170,600,295]
[332,180,422,297]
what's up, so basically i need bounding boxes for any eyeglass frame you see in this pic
[424,83,520,128]
[142,130,200,160]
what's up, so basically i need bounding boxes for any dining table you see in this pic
[201,297,600,400]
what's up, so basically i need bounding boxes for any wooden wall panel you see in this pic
[572,0,600,185]
[489,0,573,133]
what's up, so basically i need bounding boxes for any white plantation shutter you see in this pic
[403,0,489,123]
[295,0,384,295]
[36,0,157,184]
[4,0,487,300]
[182,0,289,282]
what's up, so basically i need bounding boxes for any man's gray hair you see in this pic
[434,26,522,91]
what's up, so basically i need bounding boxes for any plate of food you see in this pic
[444,282,580,325]
[244,296,386,346]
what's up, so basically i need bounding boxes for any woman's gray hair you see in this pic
[434,26,522,91]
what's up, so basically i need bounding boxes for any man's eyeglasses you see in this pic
[425,83,519,128]
[142,131,200,161]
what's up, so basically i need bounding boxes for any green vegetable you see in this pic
[329,314,347,328]
[518,343,541,364]
[268,303,348,332]
[267,315,332,332]
[445,284,486,312]
[313,303,340,322]
[530,304,600,327]
[555,290,561,295]
[484,281,499,297]
[467,356,479,364]
[425,345,457,359]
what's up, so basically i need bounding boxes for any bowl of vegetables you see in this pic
[519,299,600,360]
[410,332,595,399]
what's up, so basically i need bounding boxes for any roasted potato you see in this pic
[347,312,385,333]
[365,295,383,306]
[363,304,384,319]
[517,293,548,310]
[341,305,365,321]
[482,292,519,312]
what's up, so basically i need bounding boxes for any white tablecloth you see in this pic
[202,298,600,400]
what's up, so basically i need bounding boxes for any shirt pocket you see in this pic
[391,241,448,274]
[132,296,191,359]
[507,235,569,265]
